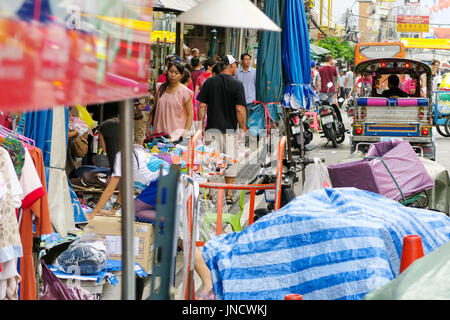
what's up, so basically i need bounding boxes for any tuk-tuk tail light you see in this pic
[421,126,431,136]
[354,126,363,135]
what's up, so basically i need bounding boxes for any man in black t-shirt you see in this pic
[197,55,247,204]
[381,75,409,98]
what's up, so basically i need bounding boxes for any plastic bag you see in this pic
[39,260,96,300]
[76,105,94,129]
[55,238,107,275]
[246,104,265,136]
[303,158,331,194]
[198,196,218,242]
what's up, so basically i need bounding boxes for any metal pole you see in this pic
[119,99,136,300]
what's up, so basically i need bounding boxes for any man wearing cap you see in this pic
[197,55,247,204]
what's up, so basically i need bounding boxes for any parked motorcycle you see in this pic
[346,95,355,118]
[319,82,347,148]
[251,148,321,222]
[288,109,314,152]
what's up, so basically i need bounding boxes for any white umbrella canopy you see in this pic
[176,0,281,32]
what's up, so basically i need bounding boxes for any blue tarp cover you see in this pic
[202,188,450,300]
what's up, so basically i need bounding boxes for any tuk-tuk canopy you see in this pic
[355,58,432,75]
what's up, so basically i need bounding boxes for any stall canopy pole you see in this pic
[120,99,136,300]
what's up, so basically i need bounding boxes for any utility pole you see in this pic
[327,0,331,30]
[320,0,323,26]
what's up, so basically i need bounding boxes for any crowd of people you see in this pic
[311,54,355,107]
[311,55,443,104]
[80,49,258,300]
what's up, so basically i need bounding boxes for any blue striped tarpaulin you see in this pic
[202,187,450,300]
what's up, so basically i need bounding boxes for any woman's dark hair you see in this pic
[181,68,191,85]
[184,63,193,72]
[191,57,201,68]
[158,61,185,98]
[203,57,215,70]
[98,118,138,175]
[212,63,222,75]
[98,118,121,174]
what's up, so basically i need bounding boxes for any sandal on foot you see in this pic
[226,195,234,205]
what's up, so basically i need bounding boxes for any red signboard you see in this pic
[396,15,429,33]
[397,15,429,24]
[0,0,153,112]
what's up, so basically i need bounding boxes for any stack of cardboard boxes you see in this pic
[85,216,155,273]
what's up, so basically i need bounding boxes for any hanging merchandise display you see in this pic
[0,0,152,111]
[0,0,158,301]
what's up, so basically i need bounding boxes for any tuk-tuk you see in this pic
[350,58,435,160]
[434,73,450,137]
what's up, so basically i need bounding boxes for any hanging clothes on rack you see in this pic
[23,107,76,238]
[0,126,52,300]
[0,146,24,300]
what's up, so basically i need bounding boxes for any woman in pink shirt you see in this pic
[148,62,194,141]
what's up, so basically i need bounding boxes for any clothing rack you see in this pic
[0,124,35,148]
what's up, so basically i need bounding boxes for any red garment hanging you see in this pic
[19,146,52,300]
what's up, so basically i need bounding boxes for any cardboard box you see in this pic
[85,216,154,273]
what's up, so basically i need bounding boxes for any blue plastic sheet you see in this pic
[202,188,450,300]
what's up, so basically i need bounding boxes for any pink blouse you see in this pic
[153,83,193,140]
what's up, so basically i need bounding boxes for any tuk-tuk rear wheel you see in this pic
[444,118,450,137]
[436,125,450,137]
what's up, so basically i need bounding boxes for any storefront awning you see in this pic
[176,0,281,32]
[310,44,330,59]
[153,0,200,12]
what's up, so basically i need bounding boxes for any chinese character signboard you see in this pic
[0,0,153,112]
[397,15,429,33]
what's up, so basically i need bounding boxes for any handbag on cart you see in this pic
[71,132,89,158]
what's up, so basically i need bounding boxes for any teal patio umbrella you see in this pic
[256,0,284,104]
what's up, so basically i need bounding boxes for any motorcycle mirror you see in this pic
[327,82,333,88]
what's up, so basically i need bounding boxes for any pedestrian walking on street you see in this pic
[190,57,205,90]
[148,61,194,141]
[195,57,215,95]
[311,60,321,94]
[157,54,183,84]
[133,96,152,146]
[318,54,338,104]
[186,48,200,65]
[343,66,354,99]
[338,69,346,107]
[235,53,256,120]
[431,59,441,92]
[197,55,247,204]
